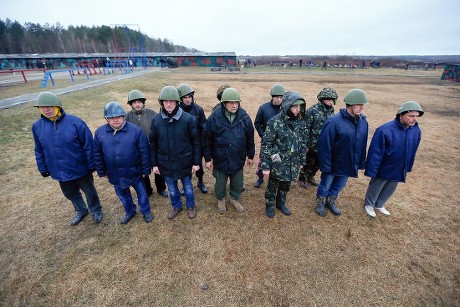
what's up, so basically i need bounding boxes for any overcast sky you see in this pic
[1,0,459,56]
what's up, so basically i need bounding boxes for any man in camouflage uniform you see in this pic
[299,87,338,188]
[253,84,286,188]
[261,91,307,218]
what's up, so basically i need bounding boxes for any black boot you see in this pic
[254,177,263,188]
[315,196,327,216]
[275,191,291,216]
[326,195,341,216]
[306,176,319,186]
[197,178,208,194]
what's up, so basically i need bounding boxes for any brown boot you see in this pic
[229,198,245,213]
[217,199,226,214]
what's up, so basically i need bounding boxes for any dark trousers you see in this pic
[143,174,167,195]
[265,175,290,208]
[59,173,102,215]
[299,150,319,182]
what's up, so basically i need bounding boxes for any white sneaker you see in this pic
[376,207,390,216]
[364,205,376,217]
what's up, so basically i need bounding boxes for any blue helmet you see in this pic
[104,102,126,118]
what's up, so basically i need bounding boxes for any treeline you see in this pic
[0,18,198,54]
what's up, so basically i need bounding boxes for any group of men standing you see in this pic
[32,82,423,225]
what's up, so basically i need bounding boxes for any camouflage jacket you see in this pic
[305,101,334,152]
[261,91,307,182]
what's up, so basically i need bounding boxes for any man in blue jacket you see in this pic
[32,92,103,226]
[203,88,255,214]
[94,102,153,224]
[150,86,201,220]
[364,101,424,217]
[316,89,369,217]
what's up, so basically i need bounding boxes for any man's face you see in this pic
[348,104,364,116]
[289,104,301,117]
[224,101,239,113]
[181,95,193,106]
[272,96,283,106]
[399,111,420,127]
[322,99,334,107]
[107,116,125,130]
[163,100,177,114]
[39,106,56,118]
[131,100,144,112]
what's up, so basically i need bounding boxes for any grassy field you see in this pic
[0,66,459,306]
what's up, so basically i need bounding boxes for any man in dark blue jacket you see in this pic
[150,86,201,220]
[32,92,103,226]
[253,84,285,188]
[316,89,369,217]
[94,102,153,224]
[364,101,423,218]
[203,88,255,214]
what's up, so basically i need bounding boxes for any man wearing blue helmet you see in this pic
[94,102,153,225]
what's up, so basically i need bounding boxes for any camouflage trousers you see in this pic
[299,150,319,182]
[265,175,291,209]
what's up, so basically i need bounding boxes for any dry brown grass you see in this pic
[0,67,459,306]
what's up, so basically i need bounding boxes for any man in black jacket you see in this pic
[150,86,201,220]
[203,88,255,214]
[253,84,285,188]
[177,84,208,194]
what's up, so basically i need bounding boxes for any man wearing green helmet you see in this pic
[177,83,208,194]
[299,87,338,188]
[316,89,369,217]
[364,101,424,218]
[253,84,286,188]
[125,89,168,198]
[32,92,103,226]
[203,87,255,214]
[149,86,201,220]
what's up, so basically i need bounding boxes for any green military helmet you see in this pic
[104,102,126,118]
[221,88,240,102]
[344,89,369,105]
[270,84,286,96]
[158,86,180,102]
[177,84,195,98]
[397,101,424,117]
[34,92,62,108]
[317,87,339,104]
[127,90,146,105]
[217,84,231,100]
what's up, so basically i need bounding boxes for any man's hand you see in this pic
[246,159,254,167]
[192,165,200,174]
[262,170,270,178]
[152,166,160,174]
[205,161,213,170]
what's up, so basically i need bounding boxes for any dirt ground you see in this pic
[0,67,459,306]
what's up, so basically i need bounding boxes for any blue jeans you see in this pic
[164,175,195,210]
[316,172,349,197]
[59,173,102,215]
[114,178,151,216]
